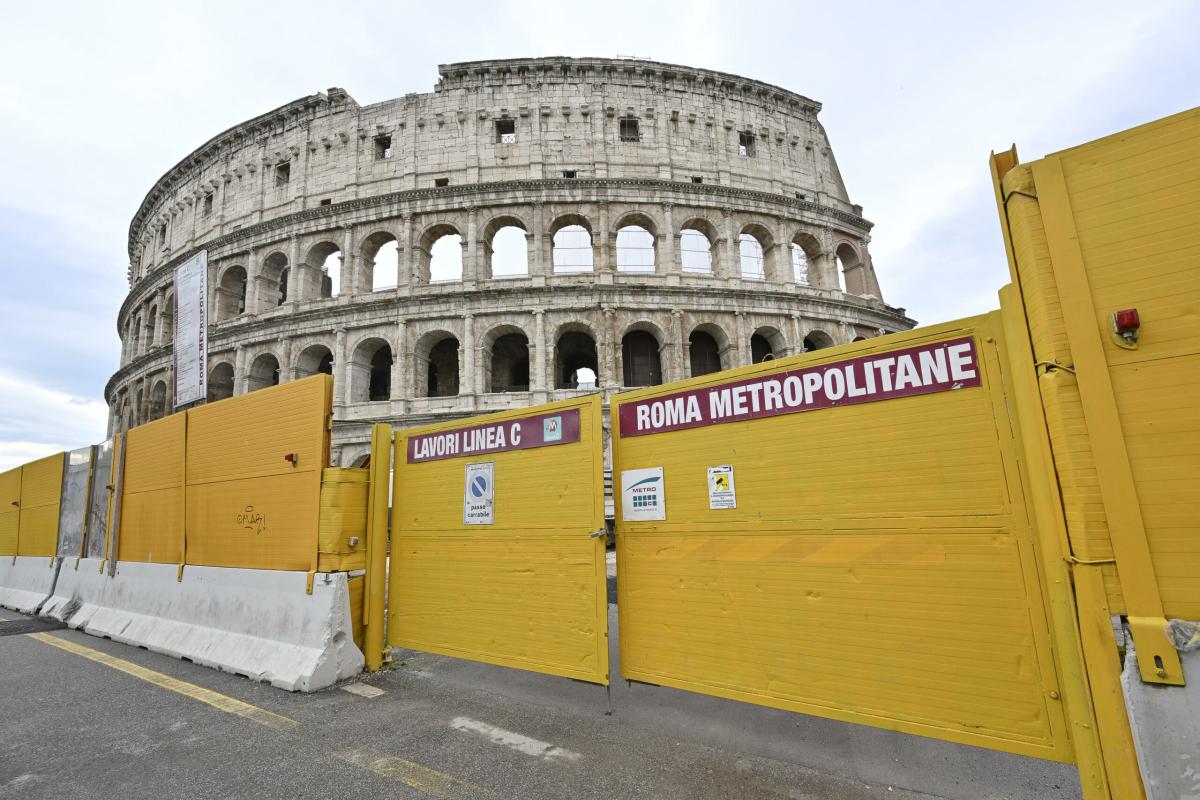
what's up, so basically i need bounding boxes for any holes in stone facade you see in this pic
[619,118,640,142]
[434,177,449,187]
[489,333,530,393]
[555,330,598,389]
[307,242,342,299]
[374,135,392,159]
[248,353,281,391]
[691,176,703,184]
[622,330,662,387]
[689,330,722,377]
[751,333,773,363]
[202,193,213,217]
[562,170,577,179]
[208,362,234,402]
[836,243,865,295]
[362,231,399,291]
[296,344,333,378]
[274,162,290,186]
[739,233,766,279]
[215,266,247,321]
[616,225,655,272]
[738,131,756,157]
[803,330,835,352]
[552,223,593,273]
[495,118,516,144]
[424,337,460,397]
[351,338,393,402]
[149,381,168,420]
[319,198,332,206]
[680,227,714,273]
[428,233,463,282]
[488,224,528,278]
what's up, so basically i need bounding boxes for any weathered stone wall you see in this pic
[108,57,914,465]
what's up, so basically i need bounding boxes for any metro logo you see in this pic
[619,337,981,438]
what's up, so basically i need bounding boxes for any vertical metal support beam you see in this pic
[1031,156,1182,686]
[363,423,392,672]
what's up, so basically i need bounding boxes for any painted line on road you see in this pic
[336,751,492,799]
[28,632,299,732]
[450,716,581,762]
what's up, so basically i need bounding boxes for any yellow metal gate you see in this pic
[612,315,1075,762]
[389,395,609,684]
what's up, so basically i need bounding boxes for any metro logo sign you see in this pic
[617,337,981,438]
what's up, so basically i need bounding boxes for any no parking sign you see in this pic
[463,462,495,525]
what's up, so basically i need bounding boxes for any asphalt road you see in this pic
[0,593,1081,800]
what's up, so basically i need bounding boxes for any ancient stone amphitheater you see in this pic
[108,57,914,466]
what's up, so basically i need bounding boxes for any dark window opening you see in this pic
[434,177,449,187]
[738,131,755,157]
[275,162,290,186]
[562,170,577,179]
[495,118,516,144]
[319,198,331,206]
[622,331,662,387]
[691,176,703,184]
[751,333,774,363]
[555,332,598,389]
[489,333,530,392]
[202,194,213,216]
[804,331,835,352]
[368,346,393,401]
[374,135,392,159]
[157,227,166,246]
[619,117,640,142]
[689,331,722,377]
[277,268,289,305]
[426,339,460,397]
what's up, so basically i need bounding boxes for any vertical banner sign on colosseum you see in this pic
[407,409,581,463]
[618,337,981,437]
[173,250,208,407]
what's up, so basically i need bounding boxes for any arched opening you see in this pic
[488,333,530,393]
[149,381,168,419]
[485,218,529,278]
[615,222,655,273]
[307,241,342,299]
[361,231,399,292]
[739,226,773,280]
[296,344,333,378]
[419,225,463,283]
[622,330,662,387]
[208,362,234,402]
[680,225,715,273]
[131,315,142,356]
[161,295,174,343]
[836,242,865,295]
[689,330,722,377]
[247,353,281,392]
[262,252,289,308]
[852,336,868,342]
[215,266,247,321]
[351,338,393,402]
[555,329,599,389]
[419,335,460,397]
[145,307,158,347]
[803,330,835,352]
[792,233,821,285]
[552,218,593,273]
[751,334,773,363]
[134,388,144,426]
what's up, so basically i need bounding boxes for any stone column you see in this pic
[671,309,685,382]
[234,345,247,395]
[596,202,611,276]
[735,311,749,366]
[334,328,348,409]
[790,314,803,357]
[401,212,415,288]
[817,228,839,291]
[601,306,618,388]
[245,248,260,313]
[719,207,736,280]
[465,207,479,285]
[461,314,475,397]
[277,338,293,383]
[341,225,357,296]
[533,309,547,398]
[775,216,792,284]
[392,319,408,413]
[530,203,547,281]
[661,203,677,275]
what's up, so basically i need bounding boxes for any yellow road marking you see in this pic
[336,751,492,799]
[28,632,298,732]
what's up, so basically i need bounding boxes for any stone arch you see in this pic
[553,321,599,389]
[260,251,289,309]
[835,240,865,295]
[417,223,464,283]
[131,313,143,356]
[350,336,393,402]
[790,231,823,286]
[305,240,342,299]
[295,343,334,378]
[414,329,460,397]
[679,216,719,274]
[215,264,247,321]
[145,304,158,347]
[360,230,399,292]
[751,325,787,362]
[738,223,775,280]
[208,361,234,401]
[161,292,174,343]
[803,329,836,352]
[620,320,667,387]
[550,214,594,273]
[482,215,530,278]
[688,322,732,377]
[614,211,658,273]
[481,323,531,393]
[247,352,281,392]
[149,380,168,420]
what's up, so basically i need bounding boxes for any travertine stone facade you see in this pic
[108,57,914,465]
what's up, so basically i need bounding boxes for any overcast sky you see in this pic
[1,0,1197,470]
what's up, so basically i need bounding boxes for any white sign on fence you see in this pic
[173,251,208,407]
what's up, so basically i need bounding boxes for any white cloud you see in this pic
[0,370,109,471]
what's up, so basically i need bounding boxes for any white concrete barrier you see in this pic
[0,556,60,613]
[41,559,364,692]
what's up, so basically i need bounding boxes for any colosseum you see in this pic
[107,57,915,467]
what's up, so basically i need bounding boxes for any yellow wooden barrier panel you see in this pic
[389,394,608,684]
[317,468,368,572]
[612,315,1073,762]
[184,375,330,571]
[17,452,65,557]
[119,414,185,564]
[0,467,20,555]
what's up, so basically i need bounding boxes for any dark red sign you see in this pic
[617,337,982,438]
[407,408,581,463]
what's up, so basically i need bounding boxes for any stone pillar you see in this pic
[153,289,168,347]
[790,314,803,357]
[234,345,247,395]
[719,207,736,280]
[818,228,839,291]
[401,212,415,288]
[596,202,611,276]
[775,216,792,284]
[245,248,260,313]
[533,309,547,398]
[602,306,618,388]
[735,311,749,367]
[340,225,357,296]
[671,309,685,382]
[392,319,408,413]
[465,207,479,285]
[530,203,547,281]
[461,315,475,397]
[661,203,676,275]
[334,328,348,409]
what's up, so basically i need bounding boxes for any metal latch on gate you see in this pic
[589,528,608,539]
